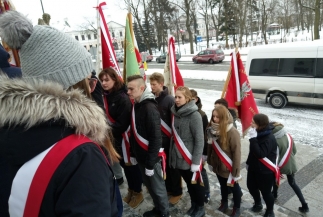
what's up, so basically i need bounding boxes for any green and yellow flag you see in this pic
[123,13,141,82]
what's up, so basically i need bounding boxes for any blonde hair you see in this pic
[176,86,192,103]
[210,105,230,149]
[70,79,92,99]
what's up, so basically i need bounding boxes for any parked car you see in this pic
[140,52,153,62]
[156,52,181,63]
[116,53,124,62]
[192,48,225,64]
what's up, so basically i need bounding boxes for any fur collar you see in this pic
[0,74,109,145]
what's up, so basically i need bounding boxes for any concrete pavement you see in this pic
[120,138,323,217]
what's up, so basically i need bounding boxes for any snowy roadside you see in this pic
[193,88,323,150]
[141,68,323,150]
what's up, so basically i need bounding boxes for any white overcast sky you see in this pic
[12,0,128,29]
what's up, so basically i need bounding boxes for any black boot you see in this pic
[251,202,263,212]
[185,202,196,216]
[191,205,205,217]
[230,207,241,217]
[263,209,275,217]
[299,203,309,213]
[218,201,228,213]
[160,212,171,217]
[143,207,160,217]
[271,191,278,201]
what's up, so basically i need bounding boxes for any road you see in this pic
[119,61,231,71]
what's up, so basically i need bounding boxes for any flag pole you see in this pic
[221,47,239,98]
[95,0,101,74]
[221,66,231,98]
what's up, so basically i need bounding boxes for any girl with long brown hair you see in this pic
[206,105,242,217]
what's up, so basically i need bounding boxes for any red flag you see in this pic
[223,51,258,136]
[168,36,184,95]
[97,2,122,78]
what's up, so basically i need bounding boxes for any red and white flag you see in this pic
[97,2,122,78]
[164,36,184,96]
[223,50,259,136]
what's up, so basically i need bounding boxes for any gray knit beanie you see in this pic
[0,11,93,89]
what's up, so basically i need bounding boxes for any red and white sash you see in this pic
[9,135,102,217]
[259,146,281,186]
[131,106,167,179]
[278,133,293,170]
[161,119,172,138]
[211,138,238,186]
[171,115,203,185]
[104,97,131,164]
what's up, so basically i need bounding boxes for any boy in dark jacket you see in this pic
[150,72,183,205]
[127,75,170,217]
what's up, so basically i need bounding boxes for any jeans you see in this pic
[272,173,306,204]
[138,162,169,215]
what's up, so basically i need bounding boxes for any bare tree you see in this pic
[210,0,223,42]
[78,18,97,35]
[172,0,195,54]
[198,0,212,48]
[298,0,321,39]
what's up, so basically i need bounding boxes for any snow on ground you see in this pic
[193,88,323,150]
[144,67,323,149]
[146,68,229,81]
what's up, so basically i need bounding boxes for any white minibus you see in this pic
[245,41,323,109]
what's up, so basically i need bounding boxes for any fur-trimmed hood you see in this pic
[0,74,109,145]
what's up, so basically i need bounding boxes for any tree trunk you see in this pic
[210,11,218,41]
[205,14,209,48]
[314,0,320,39]
[184,0,194,54]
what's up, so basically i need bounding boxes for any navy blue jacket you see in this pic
[0,44,21,78]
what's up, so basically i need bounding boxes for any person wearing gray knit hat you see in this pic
[0,11,93,89]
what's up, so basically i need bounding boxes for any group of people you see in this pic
[0,10,309,217]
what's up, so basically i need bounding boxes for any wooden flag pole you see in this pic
[221,47,239,98]
[221,65,231,98]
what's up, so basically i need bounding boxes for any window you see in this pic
[249,59,279,76]
[88,34,91,40]
[112,32,115,38]
[81,35,85,40]
[75,36,79,40]
[94,34,97,39]
[316,58,323,78]
[119,31,123,37]
[278,58,315,77]
[216,50,223,54]
[198,51,205,55]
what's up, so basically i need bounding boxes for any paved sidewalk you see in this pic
[120,138,323,217]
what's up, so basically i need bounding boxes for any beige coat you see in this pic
[207,127,241,178]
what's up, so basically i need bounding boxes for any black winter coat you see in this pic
[130,89,162,170]
[0,121,118,217]
[246,125,278,174]
[104,85,132,155]
[154,86,174,151]
[195,97,209,155]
